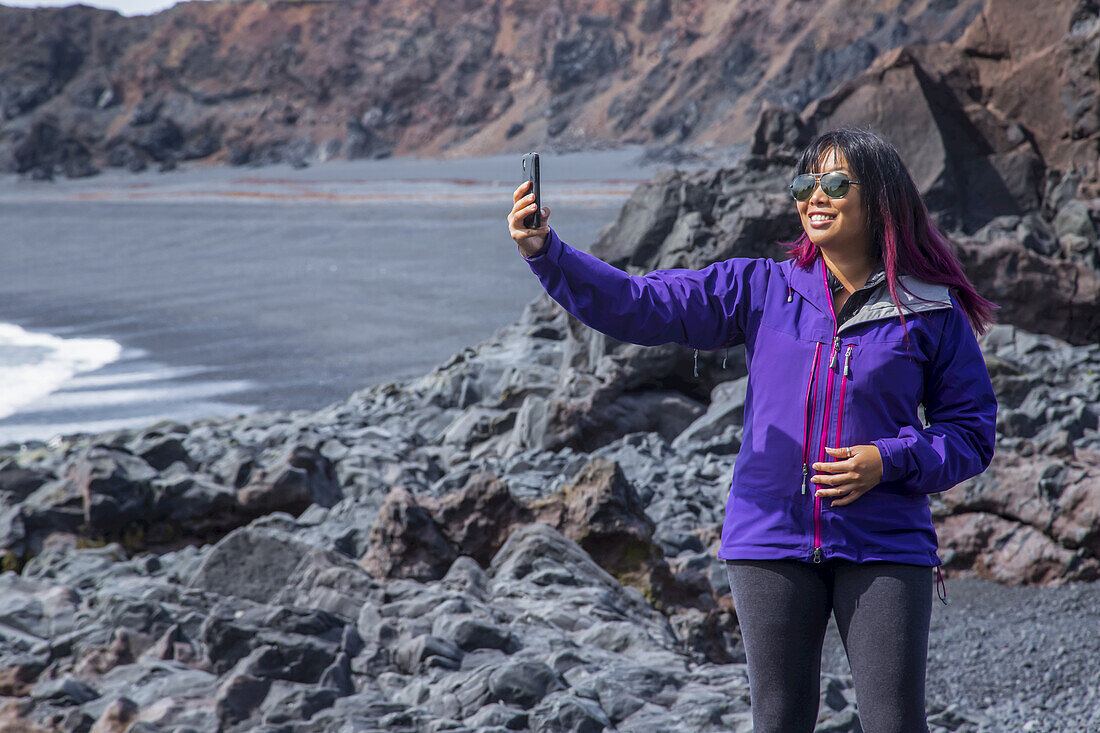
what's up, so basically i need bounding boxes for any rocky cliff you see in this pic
[3,0,1097,199]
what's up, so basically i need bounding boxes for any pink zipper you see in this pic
[801,342,823,495]
[815,338,838,562]
[822,346,855,562]
[813,263,842,563]
[835,345,854,448]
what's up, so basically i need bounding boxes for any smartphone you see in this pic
[521,152,541,229]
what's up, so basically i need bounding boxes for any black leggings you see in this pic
[725,558,933,733]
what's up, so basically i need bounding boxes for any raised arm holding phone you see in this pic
[506,129,998,733]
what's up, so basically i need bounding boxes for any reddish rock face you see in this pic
[936,511,1098,586]
[527,457,657,569]
[6,0,1093,198]
[935,449,1100,585]
[0,661,47,698]
[951,236,1100,347]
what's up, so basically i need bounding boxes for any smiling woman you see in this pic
[510,126,998,733]
[793,152,874,297]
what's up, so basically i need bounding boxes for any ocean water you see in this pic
[0,322,122,420]
[0,318,260,445]
[0,146,698,446]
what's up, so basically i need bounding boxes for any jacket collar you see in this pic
[785,255,833,315]
[826,260,885,294]
[840,275,954,334]
[783,255,953,328]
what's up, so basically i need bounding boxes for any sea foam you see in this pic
[0,322,122,421]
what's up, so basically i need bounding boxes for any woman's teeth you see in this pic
[810,214,836,223]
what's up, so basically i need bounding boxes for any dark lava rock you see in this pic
[418,471,533,567]
[187,526,314,603]
[0,460,52,502]
[70,446,157,534]
[527,456,682,603]
[548,15,631,93]
[8,117,98,179]
[486,659,564,709]
[132,436,195,472]
[394,634,464,674]
[359,486,457,582]
[237,444,342,518]
[215,671,271,727]
[345,118,393,160]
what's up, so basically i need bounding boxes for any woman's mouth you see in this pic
[808,213,837,228]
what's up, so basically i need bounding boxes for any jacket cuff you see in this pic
[520,227,561,264]
[871,437,906,483]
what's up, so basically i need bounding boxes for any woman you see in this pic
[507,128,997,733]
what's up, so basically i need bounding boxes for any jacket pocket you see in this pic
[733,322,820,499]
[842,339,927,451]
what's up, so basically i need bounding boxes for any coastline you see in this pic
[0,147,669,444]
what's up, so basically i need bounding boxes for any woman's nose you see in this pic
[808,182,830,205]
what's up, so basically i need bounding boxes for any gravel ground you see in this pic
[820,575,1100,732]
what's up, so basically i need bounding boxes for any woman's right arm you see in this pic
[507,182,768,350]
[520,227,768,350]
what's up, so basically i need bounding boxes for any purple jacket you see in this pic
[523,227,998,567]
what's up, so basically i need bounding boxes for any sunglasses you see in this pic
[789,171,861,201]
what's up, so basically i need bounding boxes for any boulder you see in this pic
[527,457,661,587]
[187,527,315,603]
[148,468,241,535]
[936,511,1098,586]
[935,450,1100,584]
[358,487,457,582]
[238,444,342,518]
[214,671,270,727]
[804,46,1041,232]
[0,460,51,502]
[0,658,47,697]
[89,696,139,733]
[952,235,1100,346]
[273,546,381,619]
[0,574,80,641]
[69,446,157,534]
[418,472,532,567]
[672,376,749,455]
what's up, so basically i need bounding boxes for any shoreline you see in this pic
[0,148,668,444]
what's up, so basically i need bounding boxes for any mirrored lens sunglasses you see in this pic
[789,172,861,201]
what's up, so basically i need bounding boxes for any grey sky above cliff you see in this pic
[1,0,195,16]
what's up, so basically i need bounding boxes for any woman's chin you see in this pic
[806,231,848,251]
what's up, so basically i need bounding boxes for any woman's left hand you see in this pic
[811,445,884,507]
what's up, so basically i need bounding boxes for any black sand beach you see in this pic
[0,149,664,442]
